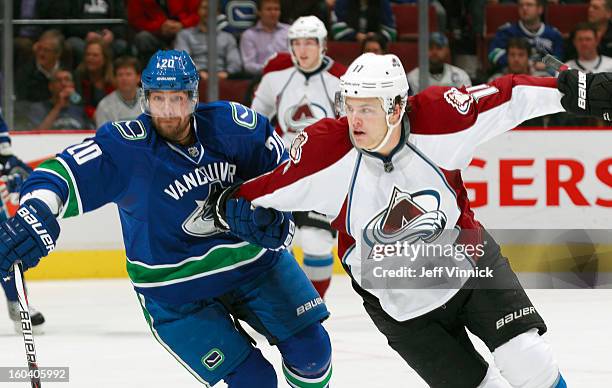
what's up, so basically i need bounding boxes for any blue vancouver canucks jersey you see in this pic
[21,102,288,304]
[0,111,11,151]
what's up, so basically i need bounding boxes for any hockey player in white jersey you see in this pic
[213,53,612,387]
[251,15,346,298]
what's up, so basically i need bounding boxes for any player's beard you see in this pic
[153,115,194,145]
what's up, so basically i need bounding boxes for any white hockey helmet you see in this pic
[339,53,410,152]
[288,15,327,71]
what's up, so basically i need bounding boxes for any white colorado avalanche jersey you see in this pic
[235,75,565,321]
[252,56,345,146]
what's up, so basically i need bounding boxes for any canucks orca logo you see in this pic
[363,186,447,258]
[284,96,327,133]
[181,181,224,237]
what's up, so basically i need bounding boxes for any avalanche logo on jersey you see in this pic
[182,181,224,237]
[444,87,473,115]
[363,186,447,259]
[283,96,328,133]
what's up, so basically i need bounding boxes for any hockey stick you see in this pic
[541,54,569,72]
[13,261,42,388]
[0,177,42,387]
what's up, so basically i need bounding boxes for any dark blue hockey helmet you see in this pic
[140,50,199,116]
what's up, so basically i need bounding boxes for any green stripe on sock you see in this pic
[283,362,332,388]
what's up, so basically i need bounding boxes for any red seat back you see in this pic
[546,4,589,36]
[326,41,362,67]
[485,4,519,38]
[388,41,419,72]
[392,4,438,40]
[199,79,252,105]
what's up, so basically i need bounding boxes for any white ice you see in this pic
[0,275,610,387]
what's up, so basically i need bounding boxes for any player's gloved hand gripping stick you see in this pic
[0,198,60,279]
[545,54,612,121]
[213,185,295,251]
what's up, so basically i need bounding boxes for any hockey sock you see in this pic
[278,322,332,388]
[1,274,18,301]
[554,374,567,388]
[493,328,561,388]
[224,348,277,388]
[303,254,333,298]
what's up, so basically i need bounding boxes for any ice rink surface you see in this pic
[0,275,610,387]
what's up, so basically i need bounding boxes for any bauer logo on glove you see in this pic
[16,206,56,253]
[557,68,612,121]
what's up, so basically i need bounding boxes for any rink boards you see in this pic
[7,128,612,280]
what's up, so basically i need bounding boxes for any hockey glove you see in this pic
[224,197,295,251]
[557,69,612,121]
[0,154,32,193]
[0,198,60,280]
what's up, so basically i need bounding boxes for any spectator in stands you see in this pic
[95,56,142,128]
[23,69,92,130]
[15,29,65,103]
[280,0,330,26]
[361,33,388,54]
[488,37,546,80]
[14,0,42,66]
[128,0,199,65]
[175,0,243,81]
[37,0,129,64]
[74,39,115,120]
[240,0,290,75]
[389,0,447,33]
[588,0,612,57]
[331,0,397,42]
[565,22,612,72]
[407,32,472,92]
[488,0,563,72]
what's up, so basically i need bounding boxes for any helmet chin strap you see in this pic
[364,118,400,153]
[363,99,404,153]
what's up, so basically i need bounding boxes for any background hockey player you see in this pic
[251,15,345,298]
[0,50,332,388]
[0,111,45,334]
[214,53,612,387]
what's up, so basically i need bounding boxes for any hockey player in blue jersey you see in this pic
[0,50,332,388]
[488,0,563,72]
[0,112,46,333]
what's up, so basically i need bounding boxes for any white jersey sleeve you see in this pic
[251,72,278,118]
[408,74,565,169]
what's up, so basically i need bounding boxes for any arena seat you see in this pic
[392,4,438,41]
[388,41,419,72]
[485,4,519,38]
[199,79,252,105]
[326,41,362,66]
[546,4,589,36]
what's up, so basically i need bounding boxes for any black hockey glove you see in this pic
[557,69,612,121]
